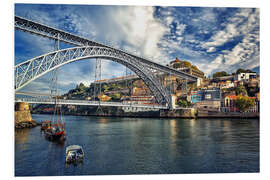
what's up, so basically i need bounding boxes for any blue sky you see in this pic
[15,4,260,94]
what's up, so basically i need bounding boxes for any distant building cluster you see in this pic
[188,71,259,112]
[70,57,260,113]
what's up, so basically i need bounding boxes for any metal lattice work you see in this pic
[15,16,197,82]
[15,46,174,108]
[15,16,198,109]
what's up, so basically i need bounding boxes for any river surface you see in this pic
[15,114,259,176]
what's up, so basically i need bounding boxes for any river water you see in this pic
[15,114,259,176]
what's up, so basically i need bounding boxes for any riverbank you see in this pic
[197,109,259,119]
[31,106,259,119]
[15,102,39,129]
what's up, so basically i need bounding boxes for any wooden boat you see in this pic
[45,123,65,141]
[40,120,51,131]
[45,97,66,142]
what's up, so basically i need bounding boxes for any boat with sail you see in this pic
[40,120,51,131]
[45,97,66,142]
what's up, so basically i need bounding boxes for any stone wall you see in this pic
[197,109,259,118]
[160,108,196,118]
[15,102,37,129]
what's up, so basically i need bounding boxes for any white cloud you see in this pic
[202,24,239,49]
[196,55,225,75]
[200,8,217,22]
[109,6,170,61]
[165,16,174,25]
[207,47,216,53]
[202,8,259,50]
[175,23,186,36]
[15,5,260,91]
[201,33,259,75]
[200,8,259,75]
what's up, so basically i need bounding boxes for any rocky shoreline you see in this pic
[15,121,40,129]
[15,102,41,129]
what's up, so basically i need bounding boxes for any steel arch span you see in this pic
[15,46,174,108]
[14,16,197,82]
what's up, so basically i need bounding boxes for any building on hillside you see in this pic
[163,75,178,93]
[223,95,238,107]
[234,72,257,81]
[190,91,202,103]
[43,107,54,112]
[98,94,111,101]
[132,86,151,96]
[210,76,235,89]
[190,88,222,109]
[221,95,259,112]
[221,80,234,89]
[213,75,234,82]
[256,92,260,101]
[93,74,139,84]
[168,57,205,79]
[67,105,76,112]
[201,78,211,88]
[247,78,259,88]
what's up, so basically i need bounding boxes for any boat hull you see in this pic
[45,130,66,142]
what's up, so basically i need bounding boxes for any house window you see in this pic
[205,94,211,100]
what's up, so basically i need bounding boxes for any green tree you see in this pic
[191,65,199,71]
[234,85,247,96]
[235,95,255,112]
[112,93,121,101]
[182,61,192,68]
[177,100,187,107]
[102,84,109,92]
[213,71,229,78]
[112,83,117,90]
[76,82,86,91]
[177,96,191,107]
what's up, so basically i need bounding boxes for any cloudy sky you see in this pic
[14,4,260,94]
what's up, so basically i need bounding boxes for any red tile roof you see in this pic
[225,95,238,100]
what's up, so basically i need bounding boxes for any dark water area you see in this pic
[15,114,259,176]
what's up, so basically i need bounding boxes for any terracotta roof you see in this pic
[225,95,256,100]
[225,95,238,100]
[171,57,181,63]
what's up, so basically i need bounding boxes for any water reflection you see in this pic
[15,129,30,151]
[98,117,109,124]
[15,129,30,144]
[15,115,259,176]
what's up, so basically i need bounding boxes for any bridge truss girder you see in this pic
[15,16,199,109]
[15,46,173,108]
[15,16,197,82]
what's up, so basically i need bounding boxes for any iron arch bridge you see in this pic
[15,16,198,109]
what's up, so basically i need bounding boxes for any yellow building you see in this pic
[168,57,205,79]
[98,94,111,101]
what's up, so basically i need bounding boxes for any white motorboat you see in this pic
[65,145,84,163]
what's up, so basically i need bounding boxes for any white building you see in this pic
[234,73,256,81]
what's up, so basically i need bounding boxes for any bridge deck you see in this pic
[15,98,168,109]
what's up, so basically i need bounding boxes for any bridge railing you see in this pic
[15,98,167,109]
